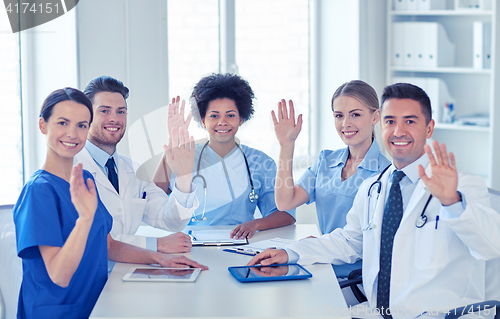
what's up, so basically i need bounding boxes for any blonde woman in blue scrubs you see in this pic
[272,80,390,276]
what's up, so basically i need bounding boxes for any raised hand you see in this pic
[418,140,461,206]
[69,163,97,223]
[164,127,195,193]
[167,96,192,132]
[271,99,303,146]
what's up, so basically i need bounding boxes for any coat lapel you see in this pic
[400,164,432,225]
[117,155,134,199]
[77,148,120,196]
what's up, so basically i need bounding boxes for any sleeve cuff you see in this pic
[171,183,198,209]
[146,237,158,251]
[442,191,466,218]
[284,248,299,263]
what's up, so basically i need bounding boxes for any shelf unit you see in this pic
[386,0,500,188]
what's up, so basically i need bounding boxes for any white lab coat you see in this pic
[75,148,197,249]
[289,165,500,319]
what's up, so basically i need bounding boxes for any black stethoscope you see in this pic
[191,141,258,222]
[365,165,433,230]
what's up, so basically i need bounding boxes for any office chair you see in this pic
[339,188,500,318]
[0,289,5,319]
[0,204,21,319]
[338,268,366,303]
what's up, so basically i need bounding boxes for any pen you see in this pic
[435,215,439,229]
[142,191,146,199]
[188,230,196,241]
[223,248,258,256]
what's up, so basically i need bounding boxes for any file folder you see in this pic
[414,23,428,68]
[473,21,492,69]
[392,23,405,66]
[417,0,446,10]
[407,0,418,10]
[403,22,420,67]
[424,22,455,68]
[394,0,408,11]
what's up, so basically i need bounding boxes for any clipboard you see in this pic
[188,229,248,246]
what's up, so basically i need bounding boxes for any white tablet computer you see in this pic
[122,267,202,282]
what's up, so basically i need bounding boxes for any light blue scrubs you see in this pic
[171,143,295,225]
[297,140,390,277]
[14,170,112,319]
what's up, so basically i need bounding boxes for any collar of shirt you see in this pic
[85,140,119,175]
[358,139,384,172]
[327,146,350,169]
[327,139,382,172]
[386,153,430,212]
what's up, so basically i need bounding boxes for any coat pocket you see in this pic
[414,221,449,270]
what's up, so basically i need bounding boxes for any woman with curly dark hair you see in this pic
[159,73,296,239]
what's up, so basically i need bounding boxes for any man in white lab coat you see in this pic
[75,76,197,255]
[249,83,500,318]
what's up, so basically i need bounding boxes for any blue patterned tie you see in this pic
[106,157,119,193]
[377,170,405,319]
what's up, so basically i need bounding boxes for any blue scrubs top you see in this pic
[14,170,112,319]
[171,143,295,225]
[297,140,390,235]
[297,140,389,277]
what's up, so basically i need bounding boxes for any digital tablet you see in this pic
[228,264,312,283]
[122,267,202,282]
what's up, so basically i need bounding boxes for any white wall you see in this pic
[21,9,78,180]
[76,0,170,162]
[311,0,387,158]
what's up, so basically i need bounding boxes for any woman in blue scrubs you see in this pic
[13,88,112,319]
[272,80,390,276]
[164,73,296,239]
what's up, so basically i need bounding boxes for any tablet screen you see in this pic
[122,267,201,282]
[228,264,312,282]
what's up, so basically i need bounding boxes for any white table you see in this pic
[90,224,351,319]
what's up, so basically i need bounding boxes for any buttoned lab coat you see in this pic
[289,165,500,318]
[75,148,198,249]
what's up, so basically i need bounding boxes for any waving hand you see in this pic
[418,140,461,206]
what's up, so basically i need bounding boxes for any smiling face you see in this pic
[87,91,127,154]
[381,98,434,169]
[333,95,380,150]
[202,98,243,152]
[39,100,91,161]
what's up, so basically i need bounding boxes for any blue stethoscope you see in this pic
[364,165,433,230]
[191,141,258,222]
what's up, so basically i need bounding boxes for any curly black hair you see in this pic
[190,73,255,124]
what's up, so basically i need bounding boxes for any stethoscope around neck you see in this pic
[191,141,258,222]
[364,165,433,230]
